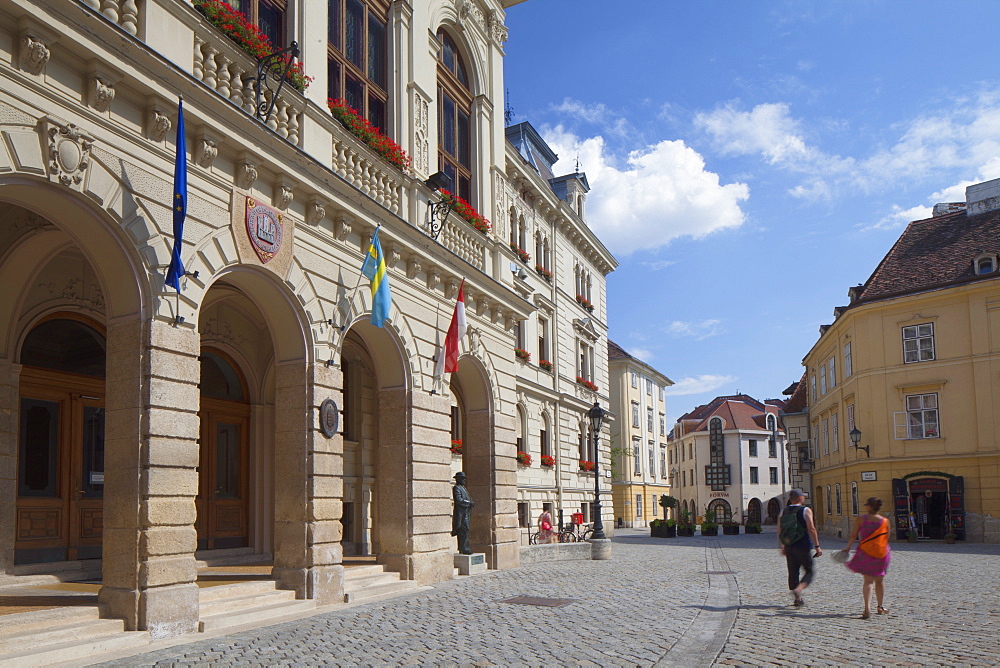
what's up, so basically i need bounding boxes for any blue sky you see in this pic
[502,0,1000,424]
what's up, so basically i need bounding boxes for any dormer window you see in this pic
[974,252,997,275]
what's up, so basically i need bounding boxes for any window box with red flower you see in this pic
[516,451,532,466]
[539,359,553,372]
[514,347,531,362]
[193,0,313,92]
[576,376,599,392]
[534,265,552,282]
[540,455,555,468]
[327,98,411,172]
[450,439,463,455]
[510,243,530,264]
[438,190,491,235]
[579,460,596,472]
[575,294,594,313]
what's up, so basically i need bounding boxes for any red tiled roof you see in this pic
[673,394,783,437]
[856,208,1000,304]
[607,339,631,361]
[782,372,808,413]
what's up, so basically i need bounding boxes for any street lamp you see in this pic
[588,401,607,540]
[849,427,870,457]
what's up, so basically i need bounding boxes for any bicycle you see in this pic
[558,522,594,542]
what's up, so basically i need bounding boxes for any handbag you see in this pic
[541,520,551,531]
[832,549,850,564]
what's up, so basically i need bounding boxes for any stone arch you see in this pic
[332,290,418,390]
[431,12,486,98]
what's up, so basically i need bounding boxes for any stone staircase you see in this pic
[0,606,149,667]
[198,580,317,633]
[343,563,428,604]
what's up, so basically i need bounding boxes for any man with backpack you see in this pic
[778,489,822,607]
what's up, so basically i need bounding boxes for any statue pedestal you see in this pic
[454,553,487,576]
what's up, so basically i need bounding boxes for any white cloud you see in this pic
[694,102,814,166]
[542,126,749,255]
[638,259,677,271]
[864,203,933,232]
[663,319,723,340]
[626,347,653,362]
[663,374,737,397]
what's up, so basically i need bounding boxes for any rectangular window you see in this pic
[820,365,827,395]
[631,372,637,388]
[648,441,655,474]
[828,357,836,389]
[646,379,652,394]
[633,438,641,475]
[660,448,667,478]
[895,393,939,439]
[831,413,839,452]
[851,482,859,515]
[769,467,778,484]
[847,403,855,432]
[748,439,758,457]
[636,494,643,520]
[514,320,525,350]
[822,418,830,455]
[652,493,658,518]
[647,407,654,433]
[659,414,666,436]
[540,429,550,457]
[632,402,639,427]
[750,466,759,484]
[844,342,853,377]
[835,484,842,515]
[538,317,548,362]
[811,375,817,401]
[902,323,935,363]
[768,437,777,458]
[658,386,664,401]
[682,470,687,487]
[517,502,529,528]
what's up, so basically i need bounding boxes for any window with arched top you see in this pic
[200,350,247,402]
[975,252,997,275]
[509,209,517,247]
[437,29,473,203]
[20,318,106,378]
[516,405,526,453]
[328,0,390,131]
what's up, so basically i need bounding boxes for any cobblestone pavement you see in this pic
[91,529,1000,666]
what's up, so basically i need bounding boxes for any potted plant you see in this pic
[677,511,695,537]
[509,243,531,263]
[449,439,463,455]
[701,509,718,536]
[664,518,677,537]
[722,519,740,535]
[516,451,532,466]
[514,347,531,362]
[745,522,762,534]
[540,454,555,468]
[579,459,596,472]
[650,518,665,538]
[906,529,918,543]
[539,359,553,372]
[659,494,678,520]
[945,532,957,544]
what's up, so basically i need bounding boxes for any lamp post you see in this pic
[588,401,607,540]
[849,427,870,457]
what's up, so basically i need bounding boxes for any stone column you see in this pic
[100,318,200,638]
[271,362,344,605]
[0,360,21,573]
[378,388,453,584]
[465,409,519,570]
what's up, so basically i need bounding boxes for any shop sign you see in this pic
[861,471,877,481]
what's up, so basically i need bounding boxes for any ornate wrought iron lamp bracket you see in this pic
[424,171,455,242]
[255,41,299,124]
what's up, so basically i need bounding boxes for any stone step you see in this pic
[198,579,282,603]
[0,606,103,636]
[0,617,125,654]
[0,628,150,668]
[198,599,316,633]
[199,588,298,618]
[343,571,401,591]
[343,564,387,579]
[194,548,271,569]
[344,579,421,603]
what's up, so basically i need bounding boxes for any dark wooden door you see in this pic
[196,398,249,550]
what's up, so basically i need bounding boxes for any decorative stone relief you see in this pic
[19,35,50,75]
[46,121,93,188]
[147,108,171,142]
[202,317,248,348]
[503,311,515,330]
[426,267,440,291]
[406,257,421,280]
[412,94,430,175]
[277,184,294,210]
[237,161,257,189]
[37,277,105,311]
[468,327,481,355]
[88,78,115,112]
[477,296,489,317]
[459,0,486,31]
[307,197,326,225]
[488,10,509,44]
[195,135,218,168]
[388,246,400,268]
[335,215,351,240]
[444,279,459,300]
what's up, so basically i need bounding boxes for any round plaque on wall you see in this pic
[319,398,339,438]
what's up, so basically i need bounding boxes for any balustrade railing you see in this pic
[439,217,487,271]
[330,132,403,215]
[80,0,139,36]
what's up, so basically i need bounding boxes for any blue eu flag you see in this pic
[165,97,186,291]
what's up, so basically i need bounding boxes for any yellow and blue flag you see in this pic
[361,225,391,326]
[165,97,186,291]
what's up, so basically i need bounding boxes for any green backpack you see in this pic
[779,506,806,546]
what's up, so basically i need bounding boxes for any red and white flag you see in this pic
[434,279,467,378]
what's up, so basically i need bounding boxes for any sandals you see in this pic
[877,606,889,615]
[861,611,870,619]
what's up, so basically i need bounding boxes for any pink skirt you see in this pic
[847,545,891,577]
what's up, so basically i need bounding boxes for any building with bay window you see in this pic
[0,0,624,651]
[804,178,1000,543]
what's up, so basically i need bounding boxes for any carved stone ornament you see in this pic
[427,267,440,291]
[277,185,294,210]
[406,257,421,280]
[46,122,93,188]
[89,78,115,112]
[148,109,171,142]
[488,10,509,44]
[20,35,50,75]
[335,215,351,240]
[307,198,326,225]
[445,279,459,301]
[237,162,257,190]
[388,246,400,268]
[196,137,218,168]
[467,327,481,355]
[477,296,490,317]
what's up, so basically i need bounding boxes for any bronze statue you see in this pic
[451,471,474,554]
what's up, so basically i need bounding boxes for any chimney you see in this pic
[966,178,1000,215]
[932,202,966,216]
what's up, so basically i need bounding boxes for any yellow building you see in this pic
[608,341,674,527]
[804,180,1000,542]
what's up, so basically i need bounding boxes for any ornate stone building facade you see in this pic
[0,0,620,640]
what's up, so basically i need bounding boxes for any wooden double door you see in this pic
[15,370,105,564]
[196,397,250,550]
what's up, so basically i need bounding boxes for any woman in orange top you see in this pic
[840,497,892,619]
